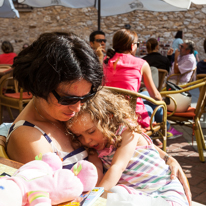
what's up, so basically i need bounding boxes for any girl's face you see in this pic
[68,113,107,151]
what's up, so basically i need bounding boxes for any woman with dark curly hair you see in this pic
[0,41,17,64]
[3,32,103,182]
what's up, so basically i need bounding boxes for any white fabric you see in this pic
[18,0,190,16]
[106,193,170,206]
[164,0,206,9]
[0,0,19,18]
[0,179,22,206]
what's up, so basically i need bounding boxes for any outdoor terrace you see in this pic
[1,88,206,205]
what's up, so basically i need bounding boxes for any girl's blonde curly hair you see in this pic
[67,88,142,149]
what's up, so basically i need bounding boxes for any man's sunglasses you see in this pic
[94,39,107,43]
[52,89,96,105]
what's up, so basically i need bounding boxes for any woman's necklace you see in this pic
[33,100,69,136]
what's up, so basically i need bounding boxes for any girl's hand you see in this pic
[167,157,192,206]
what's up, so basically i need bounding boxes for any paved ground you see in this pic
[167,124,206,205]
[1,106,206,205]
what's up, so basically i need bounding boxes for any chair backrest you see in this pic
[161,77,206,117]
[0,64,12,67]
[188,67,197,82]
[0,72,12,94]
[158,69,168,91]
[166,67,197,85]
[140,66,159,92]
[104,86,138,111]
[196,73,206,80]
[104,86,167,126]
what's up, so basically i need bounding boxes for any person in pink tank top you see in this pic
[103,29,182,147]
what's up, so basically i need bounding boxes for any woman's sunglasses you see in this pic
[52,89,96,105]
[133,42,140,47]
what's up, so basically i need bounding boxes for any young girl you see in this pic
[67,88,189,206]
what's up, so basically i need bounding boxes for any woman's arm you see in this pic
[141,62,162,101]
[7,126,53,163]
[97,130,141,190]
[196,53,200,63]
[155,146,192,206]
[88,151,104,185]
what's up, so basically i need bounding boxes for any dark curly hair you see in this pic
[1,41,14,53]
[13,32,103,100]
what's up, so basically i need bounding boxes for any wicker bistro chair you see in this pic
[104,86,168,151]
[166,67,197,85]
[0,73,33,124]
[160,78,206,162]
[158,69,168,91]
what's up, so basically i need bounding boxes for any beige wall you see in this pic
[1,3,206,59]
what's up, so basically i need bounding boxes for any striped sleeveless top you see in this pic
[97,127,188,206]
[7,120,88,170]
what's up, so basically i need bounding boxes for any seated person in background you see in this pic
[103,29,182,147]
[169,40,196,85]
[0,41,17,64]
[197,39,206,75]
[89,30,106,64]
[171,30,184,64]
[142,38,171,73]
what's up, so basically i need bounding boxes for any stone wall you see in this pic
[1,3,206,59]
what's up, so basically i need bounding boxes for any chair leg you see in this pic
[161,129,167,152]
[194,118,205,162]
[196,118,206,150]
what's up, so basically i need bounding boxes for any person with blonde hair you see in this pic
[67,88,190,206]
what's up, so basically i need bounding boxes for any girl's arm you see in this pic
[97,130,144,190]
[88,151,104,185]
[141,62,162,101]
[155,146,192,206]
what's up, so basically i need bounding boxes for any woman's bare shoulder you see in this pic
[7,125,52,164]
